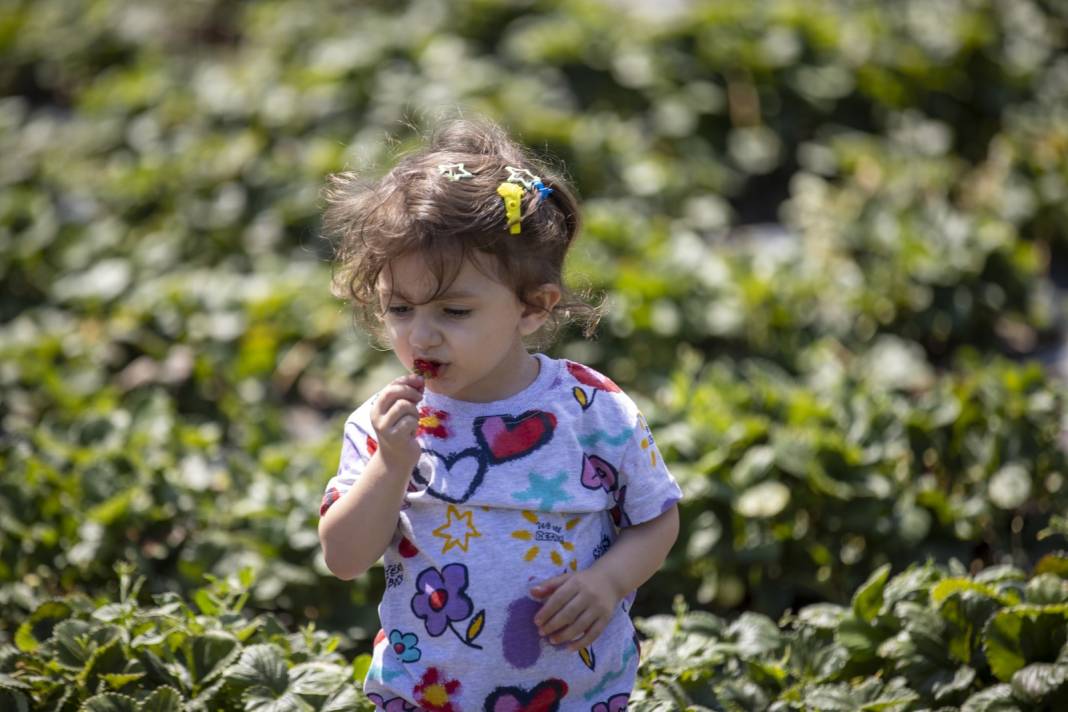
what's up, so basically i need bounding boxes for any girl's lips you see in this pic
[413,359,446,378]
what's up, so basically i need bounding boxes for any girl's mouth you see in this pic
[413,359,445,378]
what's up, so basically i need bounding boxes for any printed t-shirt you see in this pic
[319,353,683,712]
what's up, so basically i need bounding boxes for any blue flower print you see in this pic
[388,629,422,663]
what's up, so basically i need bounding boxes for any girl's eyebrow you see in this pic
[381,288,480,302]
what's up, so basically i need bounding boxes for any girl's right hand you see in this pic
[369,373,425,471]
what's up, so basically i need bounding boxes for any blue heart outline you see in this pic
[410,446,488,504]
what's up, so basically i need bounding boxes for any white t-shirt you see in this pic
[320,354,683,712]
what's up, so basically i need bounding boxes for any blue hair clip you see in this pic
[532,178,553,203]
[506,166,553,204]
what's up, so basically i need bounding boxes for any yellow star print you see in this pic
[432,505,481,554]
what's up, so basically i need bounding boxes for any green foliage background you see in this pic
[2,0,1068,708]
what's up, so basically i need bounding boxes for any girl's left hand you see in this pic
[530,569,620,652]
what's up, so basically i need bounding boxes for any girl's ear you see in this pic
[518,283,562,336]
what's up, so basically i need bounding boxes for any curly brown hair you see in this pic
[322,118,602,349]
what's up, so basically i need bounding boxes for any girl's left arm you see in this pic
[530,504,680,651]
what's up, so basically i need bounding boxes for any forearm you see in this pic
[318,452,411,580]
[587,504,680,601]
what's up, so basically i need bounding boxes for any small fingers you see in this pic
[373,379,424,417]
[395,373,425,391]
[552,608,599,647]
[383,399,419,436]
[568,617,609,652]
[540,594,586,639]
[533,579,575,629]
[530,572,570,600]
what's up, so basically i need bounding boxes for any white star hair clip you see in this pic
[505,166,538,190]
[505,165,553,203]
[438,163,474,181]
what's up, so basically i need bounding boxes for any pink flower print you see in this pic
[591,693,629,712]
[414,667,461,712]
[417,406,450,438]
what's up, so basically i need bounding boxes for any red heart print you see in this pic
[485,678,569,712]
[566,361,620,392]
[474,411,557,464]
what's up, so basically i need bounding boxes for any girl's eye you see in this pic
[444,308,471,318]
[386,305,411,316]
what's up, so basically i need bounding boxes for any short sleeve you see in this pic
[319,410,379,517]
[614,412,682,528]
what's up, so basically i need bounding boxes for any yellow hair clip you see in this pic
[497,182,525,235]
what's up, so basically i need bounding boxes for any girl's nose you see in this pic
[408,314,441,349]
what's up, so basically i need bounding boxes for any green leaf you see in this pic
[288,662,347,696]
[192,590,220,618]
[78,636,128,691]
[225,643,288,692]
[836,614,886,662]
[940,589,1004,665]
[81,692,139,712]
[0,673,30,691]
[727,612,781,658]
[1025,574,1068,605]
[321,685,363,712]
[796,603,846,629]
[975,566,1027,585]
[243,687,315,712]
[101,672,145,691]
[188,631,240,686]
[52,620,98,669]
[351,653,371,682]
[852,564,892,623]
[132,648,184,690]
[984,605,1068,681]
[14,600,72,653]
[960,683,1022,712]
[1010,663,1068,705]
[931,578,1012,607]
[137,686,184,712]
[931,666,977,702]
[801,683,859,711]
[1034,552,1068,578]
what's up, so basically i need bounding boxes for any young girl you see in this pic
[318,118,681,712]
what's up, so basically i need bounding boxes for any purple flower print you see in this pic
[591,693,629,712]
[411,563,481,648]
[366,693,417,712]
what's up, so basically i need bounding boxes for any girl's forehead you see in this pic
[377,252,504,300]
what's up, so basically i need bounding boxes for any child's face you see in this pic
[377,252,556,402]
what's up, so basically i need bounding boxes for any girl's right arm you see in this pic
[318,374,424,580]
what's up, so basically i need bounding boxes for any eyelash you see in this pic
[386,306,471,318]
